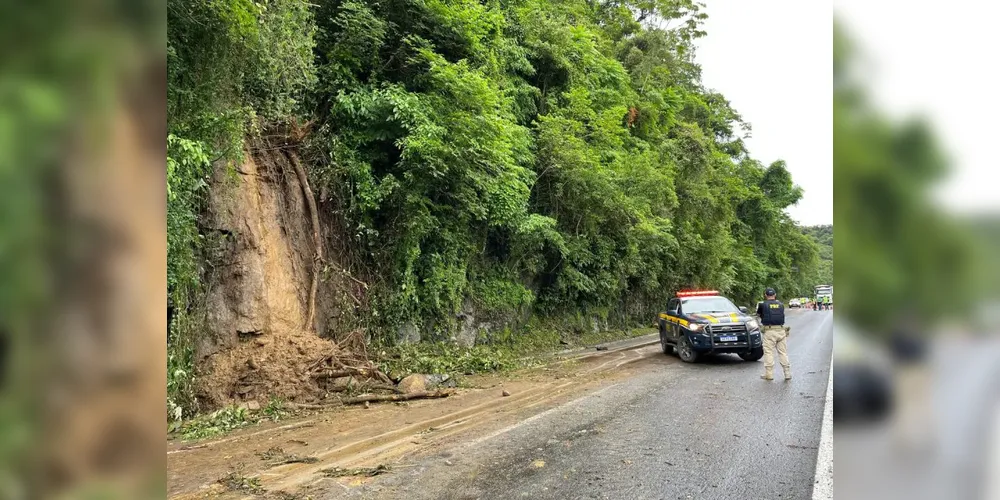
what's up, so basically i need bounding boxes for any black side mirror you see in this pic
[739,306,749,314]
[667,309,678,316]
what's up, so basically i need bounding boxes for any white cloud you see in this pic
[694,0,833,226]
[835,0,1000,215]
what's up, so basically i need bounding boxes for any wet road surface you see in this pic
[325,309,834,500]
[833,335,1000,500]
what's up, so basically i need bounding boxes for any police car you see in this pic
[789,298,801,308]
[657,290,764,363]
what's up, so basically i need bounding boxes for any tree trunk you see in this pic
[341,390,454,405]
[286,149,322,331]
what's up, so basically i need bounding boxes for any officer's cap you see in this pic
[765,287,776,296]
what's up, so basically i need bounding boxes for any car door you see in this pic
[667,298,681,341]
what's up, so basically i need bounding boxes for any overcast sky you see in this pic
[693,0,833,226]
[833,0,1000,216]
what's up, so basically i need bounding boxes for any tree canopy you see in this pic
[168,0,824,344]
[833,20,981,332]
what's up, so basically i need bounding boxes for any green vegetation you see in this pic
[802,224,832,287]
[377,325,649,379]
[219,465,265,494]
[833,21,981,332]
[168,0,828,413]
[378,343,523,380]
[171,398,290,441]
[968,217,1000,297]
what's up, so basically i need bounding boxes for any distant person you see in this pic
[756,288,791,381]
[888,316,934,454]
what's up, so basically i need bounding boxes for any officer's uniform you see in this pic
[889,327,933,453]
[756,290,791,381]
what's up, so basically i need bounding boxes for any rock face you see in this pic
[191,148,366,409]
[425,374,457,389]
[454,299,492,348]
[397,322,421,345]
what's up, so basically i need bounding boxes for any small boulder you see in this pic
[397,322,421,345]
[425,374,456,389]
[398,374,427,394]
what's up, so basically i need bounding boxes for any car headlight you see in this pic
[688,323,703,332]
[745,320,759,330]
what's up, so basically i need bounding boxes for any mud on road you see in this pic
[168,335,662,499]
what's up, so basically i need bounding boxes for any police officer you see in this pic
[756,287,791,381]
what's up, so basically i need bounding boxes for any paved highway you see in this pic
[328,308,834,500]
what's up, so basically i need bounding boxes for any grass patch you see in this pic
[375,326,654,380]
[171,398,291,441]
[377,342,522,381]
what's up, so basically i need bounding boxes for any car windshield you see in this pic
[681,297,739,314]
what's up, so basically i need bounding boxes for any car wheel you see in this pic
[739,347,764,362]
[660,331,674,355]
[677,337,698,363]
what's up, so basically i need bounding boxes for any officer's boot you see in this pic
[761,367,773,381]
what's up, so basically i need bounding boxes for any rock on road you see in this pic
[330,308,834,500]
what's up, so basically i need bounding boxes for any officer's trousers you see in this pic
[762,325,790,378]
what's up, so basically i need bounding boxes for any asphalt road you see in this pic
[833,335,1000,500]
[332,308,834,500]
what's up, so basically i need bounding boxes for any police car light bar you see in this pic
[676,290,719,297]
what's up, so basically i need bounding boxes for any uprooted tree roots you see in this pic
[307,347,391,386]
[301,345,454,406]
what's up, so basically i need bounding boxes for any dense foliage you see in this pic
[167,0,824,353]
[833,21,981,332]
[968,217,1000,296]
[802,224,832,287]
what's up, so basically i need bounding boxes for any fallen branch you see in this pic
[341,389,454,405]
[320,465,390,478]
[358,382,402,394]
[375,371,394,386]
[285,402,342,411]
[310,366,380,379]
[271,456,320,466]
[345,274,369,290]
[310,369,355,379]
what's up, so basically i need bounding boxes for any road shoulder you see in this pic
[812,359,833,500]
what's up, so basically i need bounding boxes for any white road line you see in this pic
[812,358,833,500]
[987,400,1000,500]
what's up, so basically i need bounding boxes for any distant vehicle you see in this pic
[789,298,801,308]
[657,290,763,363]
[815,284,833,310]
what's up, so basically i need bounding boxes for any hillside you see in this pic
[167,0,823,417]
[803,224,833,287]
